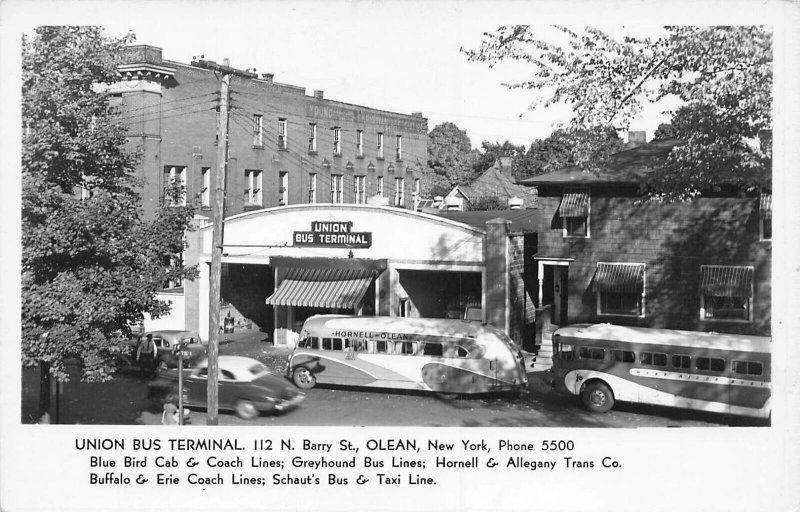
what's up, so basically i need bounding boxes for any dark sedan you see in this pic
[151,356,305,419]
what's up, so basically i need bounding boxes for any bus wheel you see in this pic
[581,381,614,413]
[235,400,259,420]
[292,367,316,390]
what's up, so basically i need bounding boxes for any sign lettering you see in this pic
[293,221,372,248]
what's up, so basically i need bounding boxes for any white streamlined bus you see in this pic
[551,323,771,418]
[285,315,528,394]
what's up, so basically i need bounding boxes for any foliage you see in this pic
[463,25,772,200]
[473,140,525,175]
[517,126,623,180]
[468,195,507,211]
[426,122,479,196]
[22,26,197,382]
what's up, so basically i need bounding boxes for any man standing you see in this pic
[136,334,157,377]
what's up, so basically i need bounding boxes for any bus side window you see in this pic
[373,340,389,354]
[696,357,726,372]
[422,343,443,356]
[322,338,332,350]
[557,342,575,361]
[457,346,469,358]
[611,350,635,363]
[732,360,763,376]
[579,346,605,360]
[641,352,667,366]
[310,337,320,349]
[332,338,343,351]
[672,354,691,369]
[395,341,416,355]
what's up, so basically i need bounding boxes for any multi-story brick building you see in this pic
[111,45,428,220]
[519,137,771,337]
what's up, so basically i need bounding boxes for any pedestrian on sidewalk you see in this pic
[136,334,157,378]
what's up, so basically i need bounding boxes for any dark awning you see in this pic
[558,192,589,218]
[592,263,645,293]
[265,267,376,309]
[760,192,772,219]
[700,265,753,297]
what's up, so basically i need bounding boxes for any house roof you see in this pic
[434,209,539,233]
[447,159,537,207]
[517,138,683,186]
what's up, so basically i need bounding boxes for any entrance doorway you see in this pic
[537,260,571,326]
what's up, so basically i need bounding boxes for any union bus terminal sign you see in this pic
[293,221,372,248]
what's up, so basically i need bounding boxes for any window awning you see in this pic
[558,192,589,218]
[760,192,772,219]
[265,267,377,309]
[700,265,753,297]
[592,263,645,293]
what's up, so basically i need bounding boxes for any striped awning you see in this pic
[558,192,589,218]
[760,192,772,219]
[592,263,645,293]
[265,267,376,309]
[700,265,753,297]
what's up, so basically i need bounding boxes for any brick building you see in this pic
[518,137,771,337]
[111,45,428,220]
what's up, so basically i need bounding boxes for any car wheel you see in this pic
[581,381,615,413]
[292,367,316,389]
[235,400,259,420]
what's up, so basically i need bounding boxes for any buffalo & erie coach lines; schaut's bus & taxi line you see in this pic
[285,315,528,394]
[550,323,771,418]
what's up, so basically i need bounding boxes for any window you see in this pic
[331,174,343,203]
[377,176,384,197]
[640,352,668,367]
[395,341,416,355]
[594,263,645,317]
[732,360,763,376]
[354,176,366,204]
[696,357,726,372]
[760,191,771,241]
[253,115,263,146]
[278,118,288,150]
[244,169,262,207]
[377,132,384,159]
[414,178,420,197]
[700,265,754,322]
[422,343,443,356]
[163,166,187,206]
[559,189,589,237]
[611,350,635,363]
[308,123,317,153]
[345,339,367,352]
[278,171,288,205]
[671,354,691,369]
[322,338,332,350]
[373,340,389,354]
[394,177,405,207]
[201,167,211,208]
[396,134,403,161]
[356,130,364,157]
[308,173,317,204]
[333,127,341,155]
[579,346,605,360]
[555,342,575,361]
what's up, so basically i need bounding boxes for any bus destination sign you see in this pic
[293,221,372,248]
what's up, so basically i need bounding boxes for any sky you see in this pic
[1,0,715,150]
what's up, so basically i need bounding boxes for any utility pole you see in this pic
[208,71,231,425]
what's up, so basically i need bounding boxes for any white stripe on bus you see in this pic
[629,368,771,389]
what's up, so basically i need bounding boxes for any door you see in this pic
[552,266,568,326]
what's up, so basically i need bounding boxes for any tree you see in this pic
[472,140,525,175]
[517,126,623,180]
[463,26,772,200]
[426,122,479,196]
[22,26,197,394]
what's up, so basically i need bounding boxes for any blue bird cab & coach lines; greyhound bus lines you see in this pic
[550,323,771,418]
[285,315,528,394]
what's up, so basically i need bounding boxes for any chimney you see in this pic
[262,73,274,83]
[222,58,230,67]
[627,130,647,148]
[499,157,513,178]
[314,90,324,99]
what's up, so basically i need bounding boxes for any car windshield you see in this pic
[248,363,271,377]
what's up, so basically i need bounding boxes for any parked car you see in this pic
[149,356,305,420]
[131,330,206,371]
